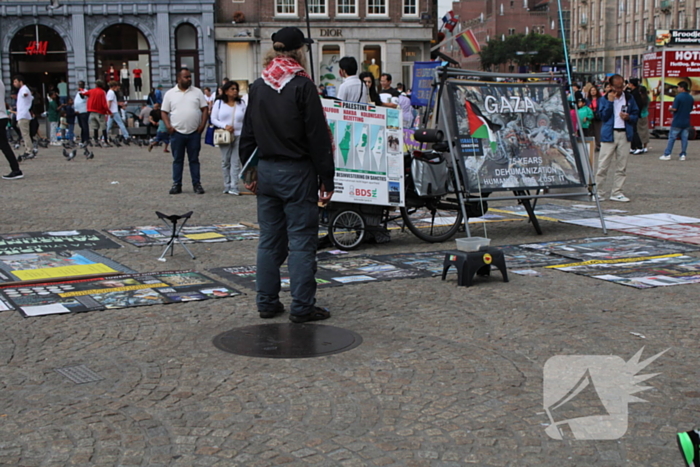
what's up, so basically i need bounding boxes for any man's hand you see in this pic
[196,125,205,134]
[620,112,629,121]
[244,181,257,194]
[167,125,175,134]
[319,184,333,206]
[607,92,615,102]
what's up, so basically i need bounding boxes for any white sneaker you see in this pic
[643,148,648,153]
[633,149,643,155]
[659,154,671,161]
[680,155,687,161]
[609,194,630,202]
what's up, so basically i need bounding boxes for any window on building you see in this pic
[367,0,387,15]
[634,20,639,42]
[403,0,418,16]
[696,8,700,28]
[276,0,297,15]
[337,0,357,15]
[307,0,326,14]
[679,10,686,29]
[508,28,516,35]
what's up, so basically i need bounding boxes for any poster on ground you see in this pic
[445,82,586,192]
[322,99,405,207]
[0,230,121,255]
[0,270,241,317]
[547,254,700,288]
[106,223,259,247]
[0,250,136,284]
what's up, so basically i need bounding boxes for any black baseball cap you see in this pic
[272,27,313,52]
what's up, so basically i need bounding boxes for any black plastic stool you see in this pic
[441,246,508,287]
[156,211,195,261]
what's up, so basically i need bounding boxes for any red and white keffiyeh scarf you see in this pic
[262,56,313,92]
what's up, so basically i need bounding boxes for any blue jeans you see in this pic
[663,126,689,157]
[66,123,75,141]
[256,158,319,316]
[170,131,201,186]
[107,112,130,138]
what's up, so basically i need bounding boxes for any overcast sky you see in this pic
[438,0,453,21]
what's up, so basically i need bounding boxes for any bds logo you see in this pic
[351,188,377,198]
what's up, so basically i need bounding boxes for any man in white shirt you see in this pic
[73,80,90,146]
[336,57,368,104]
[161,68,209,195]
[106,81,130,141]
[12,75,35,158]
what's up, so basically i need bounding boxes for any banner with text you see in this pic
[323,99,404,207]
[445,82,585,192]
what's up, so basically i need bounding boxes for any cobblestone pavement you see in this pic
[0,139,698,466]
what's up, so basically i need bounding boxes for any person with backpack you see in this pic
[595,74,639,203]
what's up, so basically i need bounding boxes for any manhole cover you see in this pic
[213,323,363,358]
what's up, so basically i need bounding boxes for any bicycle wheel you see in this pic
[328,209,366,250]
[400,198,463,243]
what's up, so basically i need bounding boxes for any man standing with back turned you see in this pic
[660,81,694,162]
[161,68,208,195]
[240,27,335,323]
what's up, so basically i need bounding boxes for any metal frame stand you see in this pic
[433,67,607,236]
[156,211,196,262]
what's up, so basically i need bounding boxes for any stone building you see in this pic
[446,0,570,71]
[0,0,216,100]
[214,0,435,96]
[569,0,698,79]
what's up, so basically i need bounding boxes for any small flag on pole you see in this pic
[455,30,481,57]
[441,10,459,32]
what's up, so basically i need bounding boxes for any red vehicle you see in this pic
[643,48,700,138]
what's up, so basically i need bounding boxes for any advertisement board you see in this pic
[445,82,586,192]
[656,30,700,47]
[322,99,404,207]
[643,49,700,129]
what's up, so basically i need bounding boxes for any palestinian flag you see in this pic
[334,101,343,108]
[464,99,499,153]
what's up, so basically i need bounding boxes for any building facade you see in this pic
[570,0,697,79]
[0,0,216,101]
[215,0,435,96]
[446,0,569,71]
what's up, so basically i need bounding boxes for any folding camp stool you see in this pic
[155,211,196,261]
[441,247,508,287]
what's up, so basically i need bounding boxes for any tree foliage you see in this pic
[479,33,564,71]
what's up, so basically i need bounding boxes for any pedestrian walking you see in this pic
[81,80,110,145]
[596,74,639,203]
[74,81,90,146]
[240,26,335,323]
[12,75,35,158]
[211,80,246,195]
[659,81,694,161]
[106,81,131,141]
[161,68,208,195]
[47,91,62,146]
[637,85,650,153]
[0,78,22,180]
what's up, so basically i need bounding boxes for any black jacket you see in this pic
[240,75,335,191]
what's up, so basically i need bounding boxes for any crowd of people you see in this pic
[569,75,692,203]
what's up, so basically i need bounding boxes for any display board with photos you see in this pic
[0,250,136,284]
[0,270,241,317]
[106,224,260,247]
[444,82,586,192]
[322,99,405,207]
[546,254,700,289]
[0,230,121,256]
[519,236,699,261]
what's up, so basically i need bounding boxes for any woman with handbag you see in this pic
[211,81,246,195]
